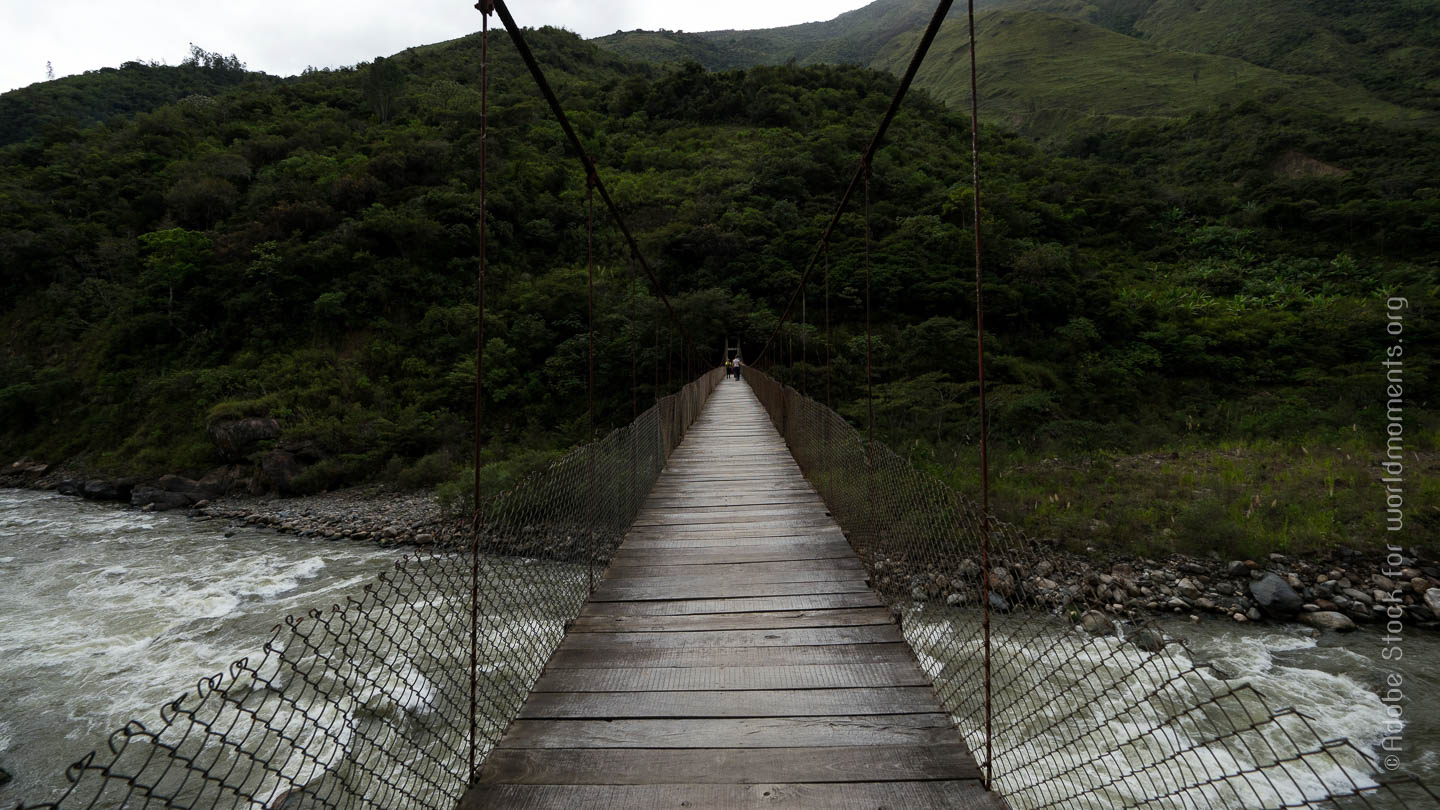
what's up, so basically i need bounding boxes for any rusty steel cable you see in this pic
[963,0,994,789]
[824,241,831,410]
[753,0,955,367]
[489,0,698,368]
[467,0,492,783]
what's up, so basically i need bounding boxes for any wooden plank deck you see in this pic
[459,378,1002,810]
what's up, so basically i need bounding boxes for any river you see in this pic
[2,488,1436,808]
[0,489,408,806]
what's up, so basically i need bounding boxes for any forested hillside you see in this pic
[1,23,1434,552]
[0,46,276,146]
[596,0,1440,138]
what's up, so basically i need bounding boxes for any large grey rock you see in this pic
[989,567,1015,596]
[1425,588,1440,616]
[131,486,193,511]
[9,458,48,476]
[1130,627,1166,653]
[1299,611,1357,633]
[80,479,132,502]
[1176,578,1202,600]
[261,450,303,495]
[1079,610,1111,635]
[1250,573,1302,619]
[208,417,282,460]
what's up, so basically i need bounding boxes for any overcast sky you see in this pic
[2,0,873,93]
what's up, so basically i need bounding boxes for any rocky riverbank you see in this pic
[880,544,1440,632]
[193,486,464,548]
[9,457,1437,631]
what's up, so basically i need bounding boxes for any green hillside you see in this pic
[0,46,278,146]
[1,26,1435,550]
[595,0,950,69]
[871,10,1426,138]
[1130,0,1440,111]
[593,0,1439,138]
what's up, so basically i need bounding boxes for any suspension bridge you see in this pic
[459,379,1001,809]
[13,0,1439,809]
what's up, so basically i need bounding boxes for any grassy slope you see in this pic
[1131,0,1440,110]
[594,0,953,69]
[869,11,1427,138]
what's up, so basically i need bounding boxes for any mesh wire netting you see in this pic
[745,368,1438,810]
[15,370,723,810]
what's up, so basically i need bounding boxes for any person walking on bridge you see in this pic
[732,355,743,381]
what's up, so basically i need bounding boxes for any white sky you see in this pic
[2,0,873,93]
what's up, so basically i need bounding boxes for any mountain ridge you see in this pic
[592,0,1439,137]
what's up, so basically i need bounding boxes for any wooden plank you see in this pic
[630,517,837,530]
[599,558,863,580]
[555,625,904,649]
[496,714,956,749]
[569,607,893,633]
[633,507,832,523]
[458,782,1001,810]
[532,662,930,692]
[597,571,862,590]
[476,744,979,784]
[591,579,871,601]
[622,531,846,548]
[579,592,882,616]
[606,544,855,566]
[517,687,941,718]
[545,642,914,669]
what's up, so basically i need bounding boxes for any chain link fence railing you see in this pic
[14,369,723,810]
[745,367,1438,810]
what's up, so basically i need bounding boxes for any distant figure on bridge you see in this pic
[732,356,743,380]
[725,357,733,377]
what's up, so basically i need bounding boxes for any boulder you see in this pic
[1130,627,1166,653]
[80,479,132,502]
[1227,560,1248,578]
[988,567,1015,596]
[1342,587,1373,606]
[1176,578,1202,600]
[1079,610,1111,635]
[260,450,303,495]
[56,479,83,496]
[1299,611,1357,633]
[988,592,1011,613]
[199,465,251,497]
[158,474,215,498]
[208,417,282,461]
[1425,588,1440,616]
[9,458,48,476]
[131,486,194,511]
[1249,573,1302,619]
